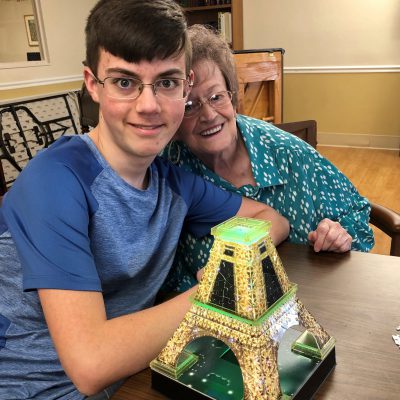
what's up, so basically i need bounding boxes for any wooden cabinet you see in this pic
[234,49,284,124]
[177,0,243,50]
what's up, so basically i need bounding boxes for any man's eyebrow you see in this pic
[104,67,186,79]
[157,68,186,78]
[105,68,138,77]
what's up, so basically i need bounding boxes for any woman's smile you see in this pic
[199,123,224,137]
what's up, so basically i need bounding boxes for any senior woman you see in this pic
[162,25,374,291]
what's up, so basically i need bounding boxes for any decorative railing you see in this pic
[0,92,81,194]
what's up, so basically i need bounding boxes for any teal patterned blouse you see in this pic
[162,114,374,291]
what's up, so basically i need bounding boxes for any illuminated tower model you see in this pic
[151,217,336,400]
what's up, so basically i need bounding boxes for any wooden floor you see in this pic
[317,146,400,256]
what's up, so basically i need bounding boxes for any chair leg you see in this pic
[391,235,400,257]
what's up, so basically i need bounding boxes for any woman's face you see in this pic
[175,60,237,159]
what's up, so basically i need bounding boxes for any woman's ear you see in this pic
[83,67,100,103]
[188,69,195,90]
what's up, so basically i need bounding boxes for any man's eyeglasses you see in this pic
[184,91,233,118]
[93,75,192,101]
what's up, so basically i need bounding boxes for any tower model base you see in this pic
[151,328,336,400]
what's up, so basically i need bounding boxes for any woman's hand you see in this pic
[308,218,352,253]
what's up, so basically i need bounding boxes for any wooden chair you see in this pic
[369,203,400,257]
[274,121,400,257]
[273,120,317,149]
[233,48,284,124]
[76,83,99,133]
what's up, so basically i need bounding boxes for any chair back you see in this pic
[76,83,99,133]
[369,203,400,257]
[0,152,6,196]
[274,120,317,149]
[0,94,80,191]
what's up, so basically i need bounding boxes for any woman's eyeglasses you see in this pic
[184,91,233,118]
[93,75,192,101]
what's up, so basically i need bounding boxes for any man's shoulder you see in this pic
[37,135,100,168]
[4,135,102,214]
[20,135,102,189]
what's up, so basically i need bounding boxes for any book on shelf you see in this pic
[218,11,232,44]
[206,0,232,4]
[177,0,232,6]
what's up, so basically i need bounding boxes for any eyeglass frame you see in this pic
[183,90,234,118]
[91,74,193,101]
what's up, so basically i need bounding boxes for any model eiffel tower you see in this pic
[151,217,336,400]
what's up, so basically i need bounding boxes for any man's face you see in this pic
[84,49,191,168]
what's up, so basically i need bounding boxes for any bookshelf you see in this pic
[177,0,243,50]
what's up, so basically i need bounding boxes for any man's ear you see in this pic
[83,67,100,103]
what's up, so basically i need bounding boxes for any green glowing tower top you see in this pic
[211,217,271,245]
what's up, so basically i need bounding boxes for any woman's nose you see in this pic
[198,102,217,120]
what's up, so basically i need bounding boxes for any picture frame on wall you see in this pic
[24,15,39,46]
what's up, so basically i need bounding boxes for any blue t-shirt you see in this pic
[0,134,241,399]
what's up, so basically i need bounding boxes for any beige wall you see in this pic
[243,0,400,149]
[0,0,38,63]
[243,0,400,68]
[2,0,399,149]
[0,0,95,102]
[284,73,400,148]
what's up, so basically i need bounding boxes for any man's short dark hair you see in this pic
[85,0,192,75]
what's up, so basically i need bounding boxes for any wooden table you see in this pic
[113,243,400,400]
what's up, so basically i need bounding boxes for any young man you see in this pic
[0,1,289,398]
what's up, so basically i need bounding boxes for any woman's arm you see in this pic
[236,197,290,245]
[306,152,374,252]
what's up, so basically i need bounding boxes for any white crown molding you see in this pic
[284,65,400,74]
[0,74,83,91]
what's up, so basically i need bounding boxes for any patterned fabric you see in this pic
[162,114,374,291]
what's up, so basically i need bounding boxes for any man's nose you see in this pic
[134,85,160,112]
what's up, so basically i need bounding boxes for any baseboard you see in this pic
[317,132,400,150]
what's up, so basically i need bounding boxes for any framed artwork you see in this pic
[24,15,39,46]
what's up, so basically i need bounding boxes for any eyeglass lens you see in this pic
[184,91,232,117]
[101,77,189,100]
